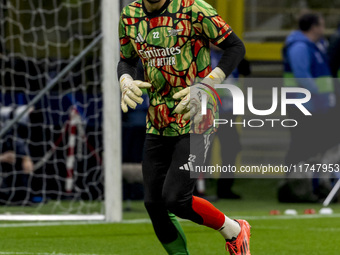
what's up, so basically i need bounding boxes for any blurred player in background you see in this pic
[281,13,336,203]
[117,0,250,254]
[283,13,336,165]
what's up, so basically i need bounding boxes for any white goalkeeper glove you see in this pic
[173,67,226,120]
[120,74,152,113]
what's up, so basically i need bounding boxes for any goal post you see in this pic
[102,0,122,223]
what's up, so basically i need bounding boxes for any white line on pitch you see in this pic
[122,213,340,223]
[254,226,340,232]
[124,213,340,223]
[122,219,151,224]
[0,221,106,228]
[0,213,339,228]
[240,213,340,220]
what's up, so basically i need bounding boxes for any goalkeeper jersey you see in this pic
[119,0,232,136]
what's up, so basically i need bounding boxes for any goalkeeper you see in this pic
[117,0,251,254]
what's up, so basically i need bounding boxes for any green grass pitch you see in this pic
[0,180,339,255]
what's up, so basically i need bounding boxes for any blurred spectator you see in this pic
[0,150,33,174]
[0,108,34,205]
[280,13,336,202]
[0,133,34,205]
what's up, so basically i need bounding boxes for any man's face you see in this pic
[312,17,325,40]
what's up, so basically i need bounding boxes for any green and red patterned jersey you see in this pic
[119,0,232,136]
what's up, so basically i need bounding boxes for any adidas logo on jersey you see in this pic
[179,162,194,172]
[135,33,145,44]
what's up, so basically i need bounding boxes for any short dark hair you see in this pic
[298,13,322,32]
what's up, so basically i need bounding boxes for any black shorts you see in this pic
[142,133,213,205]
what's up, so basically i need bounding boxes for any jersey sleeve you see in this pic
[119,12,138,60]
[192,0,233,45]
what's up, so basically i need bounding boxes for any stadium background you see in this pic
[0,0,340,254]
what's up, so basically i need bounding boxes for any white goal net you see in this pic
[0,0,120,220]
